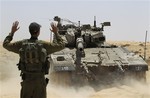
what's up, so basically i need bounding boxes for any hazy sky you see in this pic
[0,0,150,42]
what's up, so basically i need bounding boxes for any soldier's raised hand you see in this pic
[50,22,58,34]
[11,21,20,35]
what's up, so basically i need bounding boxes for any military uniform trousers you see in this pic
[20,74,47,98]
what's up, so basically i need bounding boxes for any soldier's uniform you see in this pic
[3,32,65,98]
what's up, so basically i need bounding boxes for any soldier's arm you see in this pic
[3,21,22,54]
[42,22,65,54]
[42,32,65,54]
[3,33,22,54]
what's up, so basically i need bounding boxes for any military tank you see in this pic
[48,16,148,87]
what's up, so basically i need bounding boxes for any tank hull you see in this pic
[48,45,148,87]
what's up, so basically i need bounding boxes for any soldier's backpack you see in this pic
[18,39,49,74]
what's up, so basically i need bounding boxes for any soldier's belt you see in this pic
[23,72,45,79]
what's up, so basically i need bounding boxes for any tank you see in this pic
[48,16,149,87]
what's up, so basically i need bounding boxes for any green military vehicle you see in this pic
[48,16,148,87]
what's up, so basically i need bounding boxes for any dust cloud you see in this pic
[0,42,150,98]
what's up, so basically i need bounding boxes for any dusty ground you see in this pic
[0,41,150,98]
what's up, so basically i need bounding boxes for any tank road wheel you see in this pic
[50,72,72,87]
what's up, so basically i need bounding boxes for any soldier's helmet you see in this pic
[54,16,60,22]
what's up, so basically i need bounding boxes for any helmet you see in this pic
[54,16,60,21]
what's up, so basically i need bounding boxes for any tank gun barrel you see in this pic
[75,37,85,65]
[77,42,84,51]
[76,37,84,52]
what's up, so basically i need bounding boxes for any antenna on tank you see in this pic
[94,16,96,28]
[144,31,148,60]
[78,21,80,27]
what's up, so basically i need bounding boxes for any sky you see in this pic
[0,0,150,42]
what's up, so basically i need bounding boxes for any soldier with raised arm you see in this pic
[3,21,65,98]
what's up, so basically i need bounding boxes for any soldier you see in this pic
[53,16,64,35]
[3,21,65,98]
[54,16,62,28]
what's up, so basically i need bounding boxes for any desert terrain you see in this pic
[0,41,150,98]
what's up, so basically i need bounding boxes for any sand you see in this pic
[0,41,150,98]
